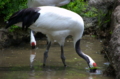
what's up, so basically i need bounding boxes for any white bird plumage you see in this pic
[30,31,36,47]
[30,6,84,47]
[27,0,72,49]
[6,6,97,72]
[27,0,71,7]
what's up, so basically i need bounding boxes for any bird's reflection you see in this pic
[88,69,102,79]
[88,75,93,79]
[29,68,67,79]
[30,49,36,71]
[29,49,36,79]
[29,49,101,79]
[29,49,67,79]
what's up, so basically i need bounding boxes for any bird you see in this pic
[27,0,71,8]
[27,0,73,49]
[5,6,97,72]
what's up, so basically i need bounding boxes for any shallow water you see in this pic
[0,35,114,79]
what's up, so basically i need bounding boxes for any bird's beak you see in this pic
[90,68,97,73]
[31,42,36,49]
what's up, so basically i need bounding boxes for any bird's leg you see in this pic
[75,39,90,65]
[43,42,51,67]
[61,46,67,67]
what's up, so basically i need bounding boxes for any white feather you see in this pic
[27,0,71,45]
[30,31,36,46]
[27,0,70,7]
[30,6,84,46]
[30,52,36,63]
[82,52,95,68]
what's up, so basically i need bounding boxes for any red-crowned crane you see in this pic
[27,0,73,49]
[5,6,97,72]
[27,0,71,7]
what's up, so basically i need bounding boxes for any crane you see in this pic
[5,6,97,72]
[27,0,72,49]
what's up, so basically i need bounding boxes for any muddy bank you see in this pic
[0,28,46,49]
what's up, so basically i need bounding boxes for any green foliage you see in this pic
[91,35,96,38]
[62,0,97,17]
[84,7,97,17]
[8,25,21,32]
[109,31,112,34]
[97,9,106,27]
[0,0,27,21]
[0,0,27,31]
[96,9,112,29]
[0,0,9,8]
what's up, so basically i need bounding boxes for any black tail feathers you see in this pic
[5,7,40,30]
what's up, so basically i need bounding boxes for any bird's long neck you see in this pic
[75,39,90,65]
[30,31,36,49]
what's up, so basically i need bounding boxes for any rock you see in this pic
[84,17,97,28]
[0,28,30,48]
[87,0,114,7]
[108,1,120,79]
[109,26,120,79]
[86,0,120,78]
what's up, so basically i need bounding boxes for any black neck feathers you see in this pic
[75,39,90,64]
[6,7,40,30]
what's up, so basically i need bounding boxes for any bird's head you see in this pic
[82,52,98,73]
[31,42,36,49]
[5,10,22,29]
[5,20,12,29]
[89,62,97,72]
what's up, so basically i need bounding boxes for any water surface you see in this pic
[0,35,114,79]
